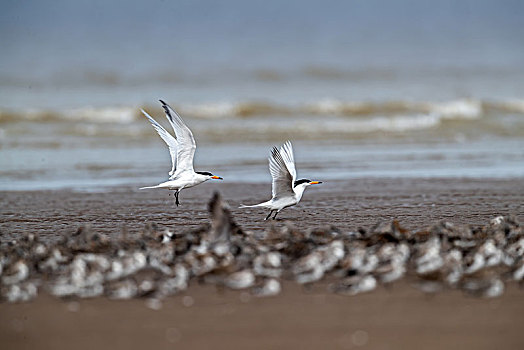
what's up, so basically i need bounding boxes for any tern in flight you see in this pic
[140,100,222,206]
[240,141,322,220]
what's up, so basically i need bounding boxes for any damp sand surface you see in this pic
[1,178,522,243]
[0,178,523,349]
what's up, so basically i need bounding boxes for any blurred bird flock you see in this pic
[1,193,523,303]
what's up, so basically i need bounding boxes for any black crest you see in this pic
[196,171,213,176]
[294,179,311,187]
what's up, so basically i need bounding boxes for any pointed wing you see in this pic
[279,140,297,180]
[141,109,177,177]
[268,142,297,199]
[159,100,196,176]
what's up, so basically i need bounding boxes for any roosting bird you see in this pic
[140,100,222,206]
[240,141,322,220]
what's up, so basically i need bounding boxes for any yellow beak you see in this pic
[211,176,223,180]
[309,181,322,185]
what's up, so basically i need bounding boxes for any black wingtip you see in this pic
[159,100,171,117]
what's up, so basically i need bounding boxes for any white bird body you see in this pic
[240,141,321,220]
[140,100,222,205]
[140,173,212,191]
[240,184,308,211]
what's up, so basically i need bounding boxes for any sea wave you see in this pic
[484,99,524,114]
[304,98,483,119]
[0,98,521,125]
[0,106,138,124]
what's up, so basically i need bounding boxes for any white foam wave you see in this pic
[428,99,482,120]
[305,98,350,114]
[66,106,138,123]
[293,114,441,134]
[179,102,239,118]
[304,98,418,115]
[0,106,138,124]
[2,98,523,126]
[305,98,483,120]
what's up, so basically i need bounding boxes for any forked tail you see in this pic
[139,185,163,190]
[239,202,268,209]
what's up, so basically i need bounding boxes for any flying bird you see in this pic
[240,141,322,220]
[140,100,222,206]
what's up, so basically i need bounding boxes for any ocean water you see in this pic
[1,0,524,190]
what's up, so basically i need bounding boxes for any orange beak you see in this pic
[211,176,223,180]
[309,181,322,185]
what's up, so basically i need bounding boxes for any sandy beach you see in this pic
[1,178,523,349]
[2,178,522,243]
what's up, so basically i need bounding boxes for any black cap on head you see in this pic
[294,179,311,187]
[196,171,214,176]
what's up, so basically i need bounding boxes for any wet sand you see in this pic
[1,178,522,243]
[1,178,523,349]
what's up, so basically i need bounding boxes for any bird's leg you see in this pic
[265,210,274,221]
[272,210,280,220]
[174,190,180,207]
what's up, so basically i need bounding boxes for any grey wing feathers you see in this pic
[141,109,177,177]
[159,100,190,133]
[159,100,196,175]
[269,145,295,199]
[279,140,297,180]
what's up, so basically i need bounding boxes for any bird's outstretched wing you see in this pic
[141,109,178,177]
[159,100,197,177]
[279,140,296,180]
[269,141,296,199]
